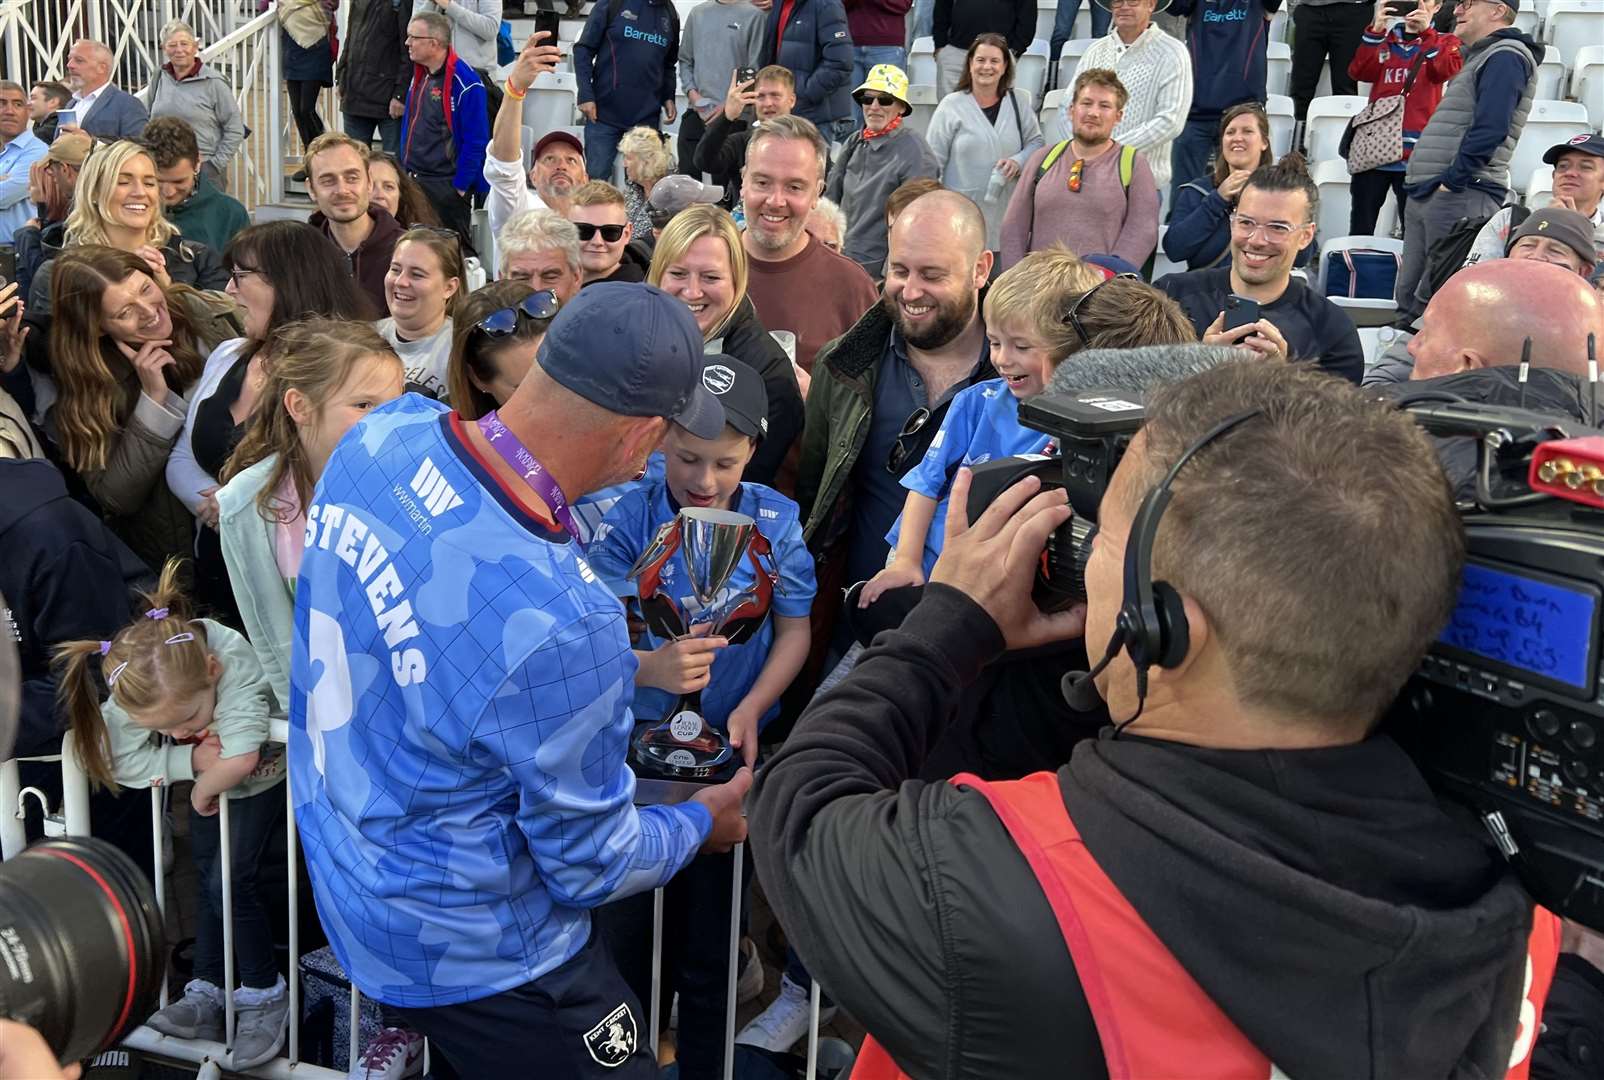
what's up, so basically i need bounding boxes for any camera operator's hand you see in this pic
[0,1020,78,1079]
[929,469,1086,650]
[688,765,751,852]
[859,560,923,607]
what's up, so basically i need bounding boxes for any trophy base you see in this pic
[628,720,740,804]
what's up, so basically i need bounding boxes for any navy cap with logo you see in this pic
[700,355,769,440]
[1543,133,1604,165]
[535,282,725,439]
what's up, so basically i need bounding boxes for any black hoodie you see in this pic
[750,585,1535,1080]
[0,460,143,759]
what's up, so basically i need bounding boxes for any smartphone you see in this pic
[533,9,561,42]
[56,108,78,129]
[1384,1,1414,16]
[1222,294,1261,332]
[737,66,758,87]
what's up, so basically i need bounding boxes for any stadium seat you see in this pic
[1311,157,1354,246]
[1535,54,1567,100]
[1041,88,1069,144]
[1357,325,1403,372]
[1525,164,1555,209]
[1152,226,1187,281]
[1508,99,1591,197]
[905,84,939,138]
[1542,0,1604,70]
[1037,0,1090,43]
[521,72,578,151]
[521,124,534,170]
[1055,39,1097,89]
[1305,95,1368,162]
[910,37,937,88]
[1269,7,1289,43]
[1317,235,1405,318]
[1268,42,1291,98]
[1514,5,1539,34]
[1573,45,1604,129]
[1267,94,1295,157]
[1017,39,1050,102]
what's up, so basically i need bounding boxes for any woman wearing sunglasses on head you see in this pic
[377,226,465,400]
[447,281,561,421]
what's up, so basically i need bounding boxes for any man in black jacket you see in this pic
[693,64,798,200]
[338,0,413,154]
[751,357,1550,1078]
[932,0,1033,95]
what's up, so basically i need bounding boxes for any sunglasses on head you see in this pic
[1063,272,1139,345]
[575,222,626,242]
[475,290,561,337]
[858,93,899,107]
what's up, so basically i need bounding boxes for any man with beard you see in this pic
[305,131,405,316]
[740,114,878,384]
[484,33,586,239]
[1157,156,1363,383]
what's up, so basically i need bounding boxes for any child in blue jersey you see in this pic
[55,560,289,1070]
[589,357,815,1079]
[860,250,1109,607]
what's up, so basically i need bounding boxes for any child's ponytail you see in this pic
[52,638,120,790]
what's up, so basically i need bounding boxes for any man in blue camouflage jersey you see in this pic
[289,282,752,1077]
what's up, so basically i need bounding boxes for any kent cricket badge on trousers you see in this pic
[585,1003,638,1067]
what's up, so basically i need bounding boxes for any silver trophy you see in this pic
[630,508,760,783]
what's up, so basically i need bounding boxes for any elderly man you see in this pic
[498,207,584,302]
[304,132,405,315]
[1466,133,1604,271]
[61,38,148,140]
[1070,0,1193,193]
[0,82,47,241]
[290,282,750,1079]
[400,11,489,245]
[484,33,579,238]
[1500,207,1598,278]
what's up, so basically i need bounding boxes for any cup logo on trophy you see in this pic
[627,507,778,785]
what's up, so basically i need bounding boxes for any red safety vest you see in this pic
[851,771,1563,1080]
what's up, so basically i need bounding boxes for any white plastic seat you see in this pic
[1055,39,1098,89]
[1317,235,1405,315]
[1036,0,1090,43]
[1269,8,1290,43]
[1514,6,1539,34]
[1542,0,1604,70]
[1572,45,1604,129]
[1507,98,1591,198]
[1267,42,1292,99]
[1535,54,1567,100]
[521,71,578,148]
[1305,95,1368,162]
[521,124,535,170]
[1152,226,1186,281]
[1041,88,1069,144]
[909,36,937,89]
[1016,39,1050,102]
[1311,157,1353,246]
[1266,94,1295,157]
[1526,164,1555,209]
[905,84,939,138]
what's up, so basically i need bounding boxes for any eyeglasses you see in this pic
[1229,213,1302,240]
[475,290,561,337]
[574,222,626,242]
[858,93,899,107]
[1066,157,1085,193]
[1063,272,1139,345]
[885,407,932,475]
[227,267,262,287]
[404,33,445,42]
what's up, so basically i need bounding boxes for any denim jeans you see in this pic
[344,112,401,155]
[851,45,909,130]
[190,780,285,990]
[909,0,933,45]
[1051,0,1111,64]
[1396,185,1500,319]
[584,119,631,185]
[1168,116,1218,215]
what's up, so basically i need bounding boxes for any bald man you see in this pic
[796,189,996,651]
[61,38,147,140]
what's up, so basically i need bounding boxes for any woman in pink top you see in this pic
[999,67,1161,271]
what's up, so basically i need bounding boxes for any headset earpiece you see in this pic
[1150,581,1189,669]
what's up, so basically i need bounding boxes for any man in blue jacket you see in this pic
[573,0,680,182]
[759,0,854,142]
[400,11,489,248]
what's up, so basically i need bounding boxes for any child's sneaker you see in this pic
[229,975,290,1069]
[145,979,224,1041]
[349,1026,426,1079]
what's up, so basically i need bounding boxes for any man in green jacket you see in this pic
[144,115,250,254]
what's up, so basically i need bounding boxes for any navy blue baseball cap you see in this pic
[1544,133,1604,165]
[535,282,724,439]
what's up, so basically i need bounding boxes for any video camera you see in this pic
[966,388,1604,933]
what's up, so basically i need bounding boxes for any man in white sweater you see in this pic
[1070,0,1192,193]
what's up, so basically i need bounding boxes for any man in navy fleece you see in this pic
[573,0,680,182]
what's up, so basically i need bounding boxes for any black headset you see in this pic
[1069,408,1265,733]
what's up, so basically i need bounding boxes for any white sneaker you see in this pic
[734,974,835,1052]
[736,939,764,1004]
[349,1026,425,1079]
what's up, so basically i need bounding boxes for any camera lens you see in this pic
[0,837,165,1064]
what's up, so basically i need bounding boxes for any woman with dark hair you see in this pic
[367,153,443,230]
[376,226,464,400]
[165,221,372,616]
[925,34,1044,250]
[447,280,560,421]
[1162,103,1309,271]
[47,246,243,569]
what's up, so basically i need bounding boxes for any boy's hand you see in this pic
[727,704,760,768]
[191,785,219,817]
[860,561,924,607]
[639,632,728,694]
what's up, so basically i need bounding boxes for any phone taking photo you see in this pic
[737,66,758,87]
[533,10,561,43]
[1384,1,1414,16]
[1222,295,1261,332]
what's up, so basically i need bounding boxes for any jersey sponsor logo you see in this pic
[760,507,779,519]
[584,1003,638,1067]
[304,503,428,686]
[410,457,465,516]
[622,23,669,45]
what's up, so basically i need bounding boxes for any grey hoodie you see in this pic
[142,62,247,167]
[677,0,767,113]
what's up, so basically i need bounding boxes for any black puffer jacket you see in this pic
[711,295,805,486]
[338,0,413,120]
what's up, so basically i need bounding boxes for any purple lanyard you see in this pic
[476,410,581,541]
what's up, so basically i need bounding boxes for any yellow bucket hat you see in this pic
[852,64,912,115]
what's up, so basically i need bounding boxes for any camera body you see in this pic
[970,386,1604,931]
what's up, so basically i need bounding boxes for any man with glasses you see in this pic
[1394,0,1540,320]
[1158,157,1363,383]
[566,180,650,285]
[400,12,489,250]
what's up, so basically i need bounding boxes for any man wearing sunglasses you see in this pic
[1394,0,1541,321]
[567,180,650,285]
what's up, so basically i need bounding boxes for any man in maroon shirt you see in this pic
[740,114,879,394]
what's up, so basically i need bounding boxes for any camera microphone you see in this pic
[1060,627,1123,712]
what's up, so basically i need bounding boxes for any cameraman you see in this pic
[750,358,1553,1077]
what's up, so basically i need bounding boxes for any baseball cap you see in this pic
[46,131,93,168]
[648,175,724,228]
[1505,207,1597,269]
[1543,132,1604,165]
[536,282,724,439]
[532,129,584,161]
[700,356,769,439]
